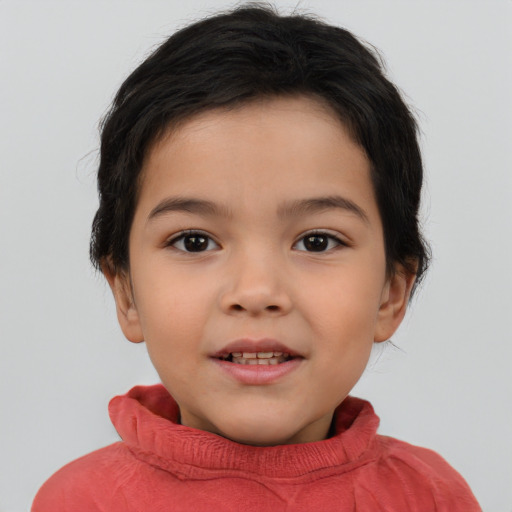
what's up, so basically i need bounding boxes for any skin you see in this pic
[105,96,416,446]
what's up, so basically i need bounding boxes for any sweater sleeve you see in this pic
[31,443,133,512]
[371,436,482,512]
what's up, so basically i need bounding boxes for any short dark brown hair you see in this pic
[90,3,430,291]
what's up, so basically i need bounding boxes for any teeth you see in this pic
[237,351,288,359]
[233,357,286,365]
[219,351,292,365]
[230,353,290,365]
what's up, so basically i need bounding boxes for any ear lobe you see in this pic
[102,262,144,344]
[374,266,416,343]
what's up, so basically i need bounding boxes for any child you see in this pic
[32,4,481,511]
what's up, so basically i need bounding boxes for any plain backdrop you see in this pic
[1,1,511,510]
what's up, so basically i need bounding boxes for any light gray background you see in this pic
[1,1,511,510]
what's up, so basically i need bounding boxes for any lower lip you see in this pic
[211,358,302,385]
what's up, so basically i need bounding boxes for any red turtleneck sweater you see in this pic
[32,385,481,511]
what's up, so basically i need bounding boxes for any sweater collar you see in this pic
[109,384,380,480]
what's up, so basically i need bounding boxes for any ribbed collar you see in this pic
[109,384,380,482]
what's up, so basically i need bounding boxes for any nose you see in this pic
[219,251,292,316]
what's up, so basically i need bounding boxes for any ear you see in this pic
[374,264,416,343]
[102,261,144,344]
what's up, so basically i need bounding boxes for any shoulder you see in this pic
[31,442,136,511]
[370,435,482,511]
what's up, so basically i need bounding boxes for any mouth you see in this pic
[211,339,302,365]
[210,341,303,385]
[216,351,293,365]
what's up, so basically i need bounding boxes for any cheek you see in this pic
[133,262,216,346]
[299,274,384,381]
[302,269,384,332]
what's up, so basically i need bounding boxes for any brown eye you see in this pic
[184,235,209,252]
[169,231,219,252]
[294,232,343,252]
[304,235,328,251]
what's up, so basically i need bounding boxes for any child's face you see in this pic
[108,96,413,446]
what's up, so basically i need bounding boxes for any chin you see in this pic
[221,429,295,447]
[214,415,308,447]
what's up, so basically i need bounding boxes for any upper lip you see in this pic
[210,338,302,358]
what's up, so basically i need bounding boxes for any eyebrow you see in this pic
[148,197,232,222]
[277,195,369,223]
[147,194,368,223]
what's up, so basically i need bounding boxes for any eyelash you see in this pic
[166,230,220,253]
[166,230,347,253]
[293,231,347,253]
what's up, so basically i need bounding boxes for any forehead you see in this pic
[136,96,378,224]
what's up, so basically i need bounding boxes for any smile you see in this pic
[218,351,291,365]
[210,340,303,385]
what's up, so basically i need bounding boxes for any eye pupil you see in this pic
[184,235,208,252]
[304,235,328,251]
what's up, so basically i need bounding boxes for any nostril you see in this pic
[229,303,280,313]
